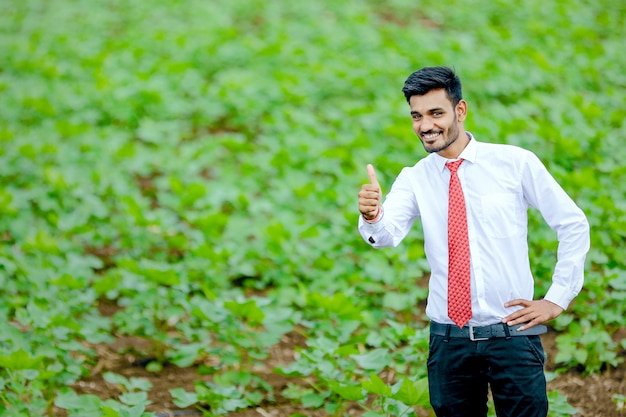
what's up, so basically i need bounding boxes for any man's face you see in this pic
[408,89,464,155]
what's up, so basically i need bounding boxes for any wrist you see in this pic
[363,206,382,223]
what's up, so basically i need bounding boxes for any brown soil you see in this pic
[61,327,626,417]
[542,328,626,417]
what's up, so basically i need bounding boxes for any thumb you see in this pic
[367,164,380,189]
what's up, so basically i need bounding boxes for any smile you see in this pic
[422,132,442,140]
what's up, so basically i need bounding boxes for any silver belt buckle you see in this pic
[469,326,490,341]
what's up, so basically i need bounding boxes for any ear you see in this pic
[456,100,468,122]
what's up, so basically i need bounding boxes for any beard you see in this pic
[420,122,461,154]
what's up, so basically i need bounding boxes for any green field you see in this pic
[1,0,625,416]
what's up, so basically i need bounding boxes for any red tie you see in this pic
[446,159,472,328]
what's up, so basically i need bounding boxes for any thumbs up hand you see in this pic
[358,164,382,220]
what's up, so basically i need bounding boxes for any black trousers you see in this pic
[427,331,548,417]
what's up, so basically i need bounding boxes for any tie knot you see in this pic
[446,159,464,173]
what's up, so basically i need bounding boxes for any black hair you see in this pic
[402,66,462,106]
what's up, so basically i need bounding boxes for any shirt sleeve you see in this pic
[521,152,590,309]
[358,167,420,248]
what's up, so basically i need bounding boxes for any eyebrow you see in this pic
[410,107,446,115]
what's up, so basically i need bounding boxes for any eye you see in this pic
[433,111,443,117]
[411,114,422,121]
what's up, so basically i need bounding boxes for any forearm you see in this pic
[357,167,419,248]
[358,210,391,247]
[358,206,415,248]
[545,215,590,309]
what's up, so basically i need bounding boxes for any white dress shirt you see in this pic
[358,136,590,326]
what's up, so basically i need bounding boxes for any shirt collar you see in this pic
[433,132,477,172]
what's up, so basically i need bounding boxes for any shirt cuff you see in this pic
[543,283,578,310]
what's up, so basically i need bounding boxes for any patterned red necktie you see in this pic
[446,159,472,328]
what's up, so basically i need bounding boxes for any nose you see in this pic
[419,116,435,133]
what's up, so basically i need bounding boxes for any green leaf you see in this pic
[351,348,392,371]
[391,378,430,407]
[328,381,366,401]
[103,372,129,387]
[54,389,103,417]
[0,349,42,370]
[281,383,314,400]
[224,299,265,325]
[548,390,579,416]
[102,407,121,417]
[129,377,153,392]
[301,392,327,408]
[145,361,163,373]
[382,291,414,311]
[573,349,588,365]
[166,342,204,367]
[118,392,150,407]
[362,374,392,396]
[362,412,388,417]
[170,388,199,408]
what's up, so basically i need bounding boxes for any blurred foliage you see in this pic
[0,0,625,415]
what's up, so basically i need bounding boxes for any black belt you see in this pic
[430,322,547,341]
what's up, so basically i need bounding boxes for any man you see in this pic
[357,66,590,417]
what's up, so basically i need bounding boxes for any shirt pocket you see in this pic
[480,193,520,238]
